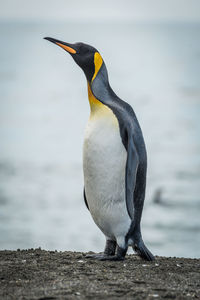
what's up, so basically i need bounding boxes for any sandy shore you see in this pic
[0,249,199,299]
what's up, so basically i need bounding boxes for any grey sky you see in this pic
[0,0,200,22]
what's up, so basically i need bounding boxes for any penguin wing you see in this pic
[125,130,139,220]
[83,188,89,210]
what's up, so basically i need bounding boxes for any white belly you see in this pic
[83,110,132,246]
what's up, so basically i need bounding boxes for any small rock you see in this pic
[75,292,80,295]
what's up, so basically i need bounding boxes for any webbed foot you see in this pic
[98,255,125,261]
[86,239,117,260]
[85,253,124,261]
[85,253,106,260]
[86,245,127,261]
[100,245,127,261]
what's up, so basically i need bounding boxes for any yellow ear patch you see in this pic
[92,52,103,81]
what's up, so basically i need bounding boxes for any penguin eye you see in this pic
[74,43,84,54]
[80,46,90,55]
[75,43,93,55]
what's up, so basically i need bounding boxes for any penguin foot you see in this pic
[85,253,124,261]
[85,253,111,260]
[85,245,126,261]
[104,239,117,256]
[98,255,125,261]
[100,246,127,261]
[86,239,117,259]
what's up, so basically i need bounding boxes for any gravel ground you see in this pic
[0,249,199,299]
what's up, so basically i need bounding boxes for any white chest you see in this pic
[83,108,131,240]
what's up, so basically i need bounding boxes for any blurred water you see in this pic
[0,21,200,258]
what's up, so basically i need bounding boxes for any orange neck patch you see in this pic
[87,82,102,111]
[87,83,118,126]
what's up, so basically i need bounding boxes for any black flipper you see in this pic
[133,239,155,261]
[125,130,139,219]
[83,188,89,210]
[127,167,155,261]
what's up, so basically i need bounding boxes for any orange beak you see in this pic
[44,37,76,54]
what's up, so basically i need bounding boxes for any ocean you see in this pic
[0,21,200,258]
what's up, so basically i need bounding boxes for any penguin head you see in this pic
[44,37,103,83]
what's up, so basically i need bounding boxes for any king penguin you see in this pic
[44,37,155,261]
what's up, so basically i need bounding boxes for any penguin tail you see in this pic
[133,239,155,261]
